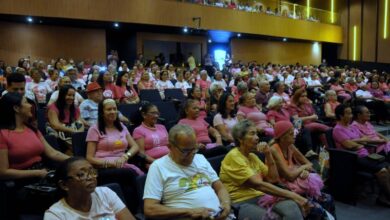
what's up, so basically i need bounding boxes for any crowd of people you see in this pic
[0,54,389,219]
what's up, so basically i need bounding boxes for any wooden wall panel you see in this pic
[231,39,321,65]
[349,0,362,61]
[136,32,207,58]
[0,0,342,43]
[377,0,390,63]
[0,21,106,66]
[362,0,377,62]
[337,0,349,60]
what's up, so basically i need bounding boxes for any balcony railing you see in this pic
[166,0,340,25]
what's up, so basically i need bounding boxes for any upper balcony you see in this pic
[0,0,342,43]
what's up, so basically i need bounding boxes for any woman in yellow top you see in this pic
[219,120,309,220]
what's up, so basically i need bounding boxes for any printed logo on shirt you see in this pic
[103,90,113,98]
[114,139,124,149]
[178,173,212,192]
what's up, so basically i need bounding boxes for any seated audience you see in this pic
[97,70,119,100]
[329,78,351,103]
[255,80,272,109]
[208,83,224,114]
[351,106,390,157]
[86,98,142,174]
[26,68,52,106]
[356,84,388,124]
[324,90,340,120]
[196,70,211,99]
[0,92,69,216]
[48,76,84,106]
[237,92,274,137]
[369,81,390,102]
[45,68,59,91]
[79,82,103,127]
[155,70,174,99]
[272,82,291,105]
[213,93,238,144]
[188,86,207,119]
[143,124,232,220]
[270,121,335,217]
[219,120,309,220]
[47,85,85,154]
[44,157,135,220]
[132,102,169,163]
[333,104,390,206]
[211,71,227,91]
[175,70,191,96]
[137,71,155,90]
[115,71,139,104]
[179,99,223,151]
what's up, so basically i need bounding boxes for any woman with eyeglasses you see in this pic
[44,157,135,220]
[132,102,169,164]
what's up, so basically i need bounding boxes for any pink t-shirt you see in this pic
[103,83,119,99]
[86,124,144,175]
[48,103,80,124]
[267,109,291,122]
[86,123,129,158]
[237,106,273,130]
[178,118,211,144]
[132,124,169,159]
[0,128,44,169]
[332,123,368,157]
[213,113,238,134]
[351,121,390,154]
[116,85,138,102]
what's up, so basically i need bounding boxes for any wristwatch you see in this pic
[126,151,132,158]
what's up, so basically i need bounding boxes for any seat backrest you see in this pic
[37,108,47,135]
[207,154,226,175]
[44,135,60,151]
[118,103,140,120]
[103,183,126,203]
[72,131,88,157]
[154,101,179,124]
[164,88,186,102]
[325,129,336,149]
[139,89,162,102]
[135,175,147,213]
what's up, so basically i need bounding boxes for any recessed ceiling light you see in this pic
[113,22,119,28]
[183,27,188,33]
[27,17,33,23]
[283,38,287,42]
[208,39,212,43]
[237,33,241,37]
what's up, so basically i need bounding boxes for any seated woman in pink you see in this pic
[287,88,330,133]
[351,106,390,157]
[369,81,390,102]
[47,85,85,154]
[270,121,335,216]
[97,70,120,101]
[132,103,169,164]
[324,90,340,120]
[213,93,238,144]
[178,99,223,150]
[333,104,390,205]
[137,72,156,91]
[329,78,351,102]
[86,99,143,175]
[0,93,69,216]
[237,92,274,137]
[266,96,291,126]
[195,70,211,99]
[189,86,207,119]
[115,71,139,104]
[272,82,291,105]
[292,72,306,90]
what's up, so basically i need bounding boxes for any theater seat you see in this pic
[139,89,162,102]
[72,131,88,157]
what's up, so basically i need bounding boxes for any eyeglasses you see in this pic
[67,168,98,181]
[147,111,160,117]
[174,145,199,156]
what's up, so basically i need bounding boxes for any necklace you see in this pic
[142,122,156,131]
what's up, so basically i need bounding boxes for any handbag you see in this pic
[24,171,57,196]
[46,121,83,145]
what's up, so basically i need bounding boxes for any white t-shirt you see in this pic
[44,187,125,220]
[175,81,191,96]
[213,113,238,134]
[26,81,52,104]
[211,80,227,91]
[48,90,84,106]
[356,90,373,100]
[144,154,221,212]
[308,79,322,87]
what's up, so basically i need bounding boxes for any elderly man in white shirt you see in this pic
[143,124,233,220]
